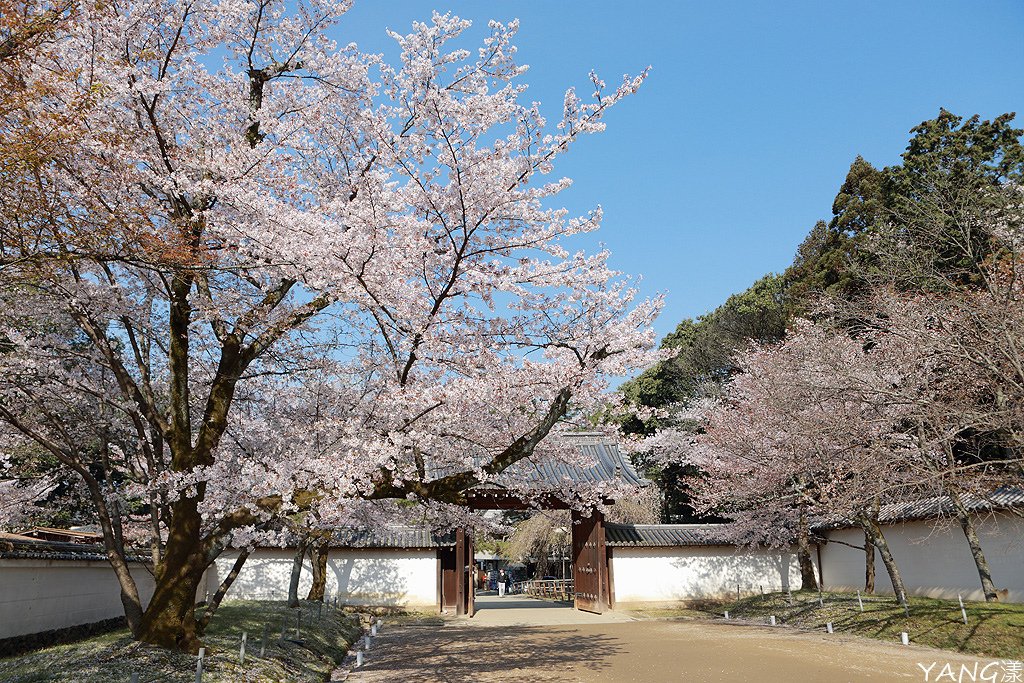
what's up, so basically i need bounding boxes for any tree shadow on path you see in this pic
[353,623,624,683]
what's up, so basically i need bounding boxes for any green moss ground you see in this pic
[0,600,363,683]
[629,591,1024,660]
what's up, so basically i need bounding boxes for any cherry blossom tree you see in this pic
[0,0,660,651]
[664,321,921,597]
[836,281,1023,602]
[670,283,1024,602]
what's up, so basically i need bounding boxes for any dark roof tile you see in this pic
[605,523,738,547]
[330,527,455,549]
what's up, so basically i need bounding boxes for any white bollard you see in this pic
[356,651,363,667]
[769,615,776,626]
[826,622,833,634]
[371,624,378,637]
[195,647,205,683]
[365,635,372,650]
[958,593,968,625]
[724,611,730,620]
[240,631,247,665]
[856,590,864,612]
[901,632,909,646]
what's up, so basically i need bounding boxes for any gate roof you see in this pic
[468,432,648,509]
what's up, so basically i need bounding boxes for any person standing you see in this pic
[498,569,507,597]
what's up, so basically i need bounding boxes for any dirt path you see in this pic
[345,619,996,682]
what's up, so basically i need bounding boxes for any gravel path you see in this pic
[344,617,996,682]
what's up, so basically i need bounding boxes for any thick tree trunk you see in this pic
[306,542,329,601]
[136,497,208,653]
[864,529,876,594]
[860,516,908,605]
[198,548,250,633]
[288,540,308,608]
[947,490,999,601]
[797,505,819,591]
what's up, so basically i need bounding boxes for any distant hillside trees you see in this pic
[623,110,1024,601]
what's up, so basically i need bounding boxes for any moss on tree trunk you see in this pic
[306,542,329,601]
[136,497,208,652]
[797,505,819,591]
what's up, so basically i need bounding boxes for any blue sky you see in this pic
[335,1,1024,343]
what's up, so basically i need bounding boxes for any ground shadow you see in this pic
[357,623,625,683]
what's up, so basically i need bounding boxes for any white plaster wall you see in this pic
[211,548,437,607]
[0,560,156,639]
[820,512,1024,603]
[611,546,809,604]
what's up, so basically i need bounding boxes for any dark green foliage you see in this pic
[620,274,787,522]
[619,108,1024,524]
[621,273,787,412]
[783,110,1024,299]
[4,442,100,530]
[900,109,1024,185]
[783,156,886,311]
[649,463,728,524]
[884,109,1024,288]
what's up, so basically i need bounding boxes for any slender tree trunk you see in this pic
[84,476,145,637]
[197,548,250,633]
[797,505,819,591]
[864,529,876,594]
[288,540,308,608]
[947,490,999,601]
[148,492,163,567]
[860,516,908,605]
[536,548,549,579]
[306,542,329,601]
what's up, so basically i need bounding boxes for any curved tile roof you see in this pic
[605,523,739,547]
[330,527,455,549]
[494,432,648,490]
[815,486,1024,530]
[0,537,148,563]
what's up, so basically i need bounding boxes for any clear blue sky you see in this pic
[335,1,1024,343]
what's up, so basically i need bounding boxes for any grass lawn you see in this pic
[631,591,1024,660]
[0,600,363,683]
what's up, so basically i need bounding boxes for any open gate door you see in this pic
[465,530,475,617]
[571,509,607,614]
[454,528,475,617]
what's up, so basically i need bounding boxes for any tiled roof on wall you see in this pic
[816,486,1024,530]
[604,523,739,547]
[0,537,148,563]
[331,526,456,549]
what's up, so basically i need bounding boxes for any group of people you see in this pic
[479,567,514,596]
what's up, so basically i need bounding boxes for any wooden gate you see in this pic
[571,509,607,614]
[439,545,457,613]
[440,528,474,616]
[458,528,474,617]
